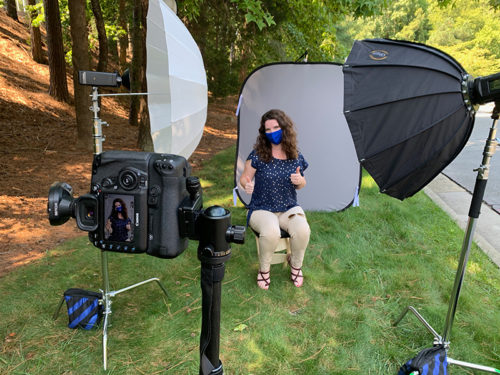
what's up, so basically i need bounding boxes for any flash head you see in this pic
[48,182,98,231]
[79,71,122,87]
[468,72,500,105]
[48,182,75,226]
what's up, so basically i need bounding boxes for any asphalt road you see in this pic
[442,103,500,214]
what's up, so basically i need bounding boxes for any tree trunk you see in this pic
[129,0,142,126]
[43,0,69,102]
[137,0,153,151]
[5,0,18,21]
[90,0,108,72]
[28,0,45,64]
[118,0,128,71]
[68,0,92,151]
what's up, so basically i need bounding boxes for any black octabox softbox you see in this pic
[235,63,361,212]
[343,39,475,200]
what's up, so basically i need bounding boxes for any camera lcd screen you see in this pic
[103,194,135,243]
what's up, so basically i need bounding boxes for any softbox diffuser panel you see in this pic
[236,63,360,212]
[344,39,475,200]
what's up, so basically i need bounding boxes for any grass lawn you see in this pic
[1,146,499,374]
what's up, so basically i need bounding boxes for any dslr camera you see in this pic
[48,150,242,258]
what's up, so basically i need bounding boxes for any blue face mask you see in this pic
[265,129,283,145]
[116,206,122,212]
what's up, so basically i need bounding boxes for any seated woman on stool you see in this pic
[240,109,311,290]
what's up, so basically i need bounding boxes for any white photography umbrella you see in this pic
[146,0,208,158]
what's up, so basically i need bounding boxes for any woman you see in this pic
[240,109,311,290]
[105,198,132,242]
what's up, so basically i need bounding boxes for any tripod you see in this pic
[393,103,499,373]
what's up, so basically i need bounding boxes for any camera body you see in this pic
[89,150,192,258]
[47,149,244,260]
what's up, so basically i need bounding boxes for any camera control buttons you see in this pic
[150,185,161,196]
[102,178,114,188]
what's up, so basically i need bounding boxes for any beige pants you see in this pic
[249,206,310,272]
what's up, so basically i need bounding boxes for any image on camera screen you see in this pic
[104,194,135,243]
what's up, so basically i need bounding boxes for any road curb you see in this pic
[424,175,500,269]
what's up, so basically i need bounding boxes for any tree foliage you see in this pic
[179,0,388,96]
[18,0,499,147]
[342,0,500,76]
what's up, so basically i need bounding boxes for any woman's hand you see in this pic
[291,167,306,188]
[240,159,256,194]
[244,176,255,194]
[106,219,112,233]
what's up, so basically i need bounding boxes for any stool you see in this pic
[252,228,291,265]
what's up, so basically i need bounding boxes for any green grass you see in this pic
[1,146,499,374]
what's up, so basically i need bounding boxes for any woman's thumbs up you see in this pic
[244,176,254,194]
[291,167,302,186]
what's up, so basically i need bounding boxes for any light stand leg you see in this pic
[53,296,65,320]
[394,104,499,373]
[392,306,442,344]
[100,250,169,370]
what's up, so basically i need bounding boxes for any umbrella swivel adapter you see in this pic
[343,39,500,373]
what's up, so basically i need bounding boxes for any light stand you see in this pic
[91,86,172,370]
[394,103,499,373]
[53,87,170,370]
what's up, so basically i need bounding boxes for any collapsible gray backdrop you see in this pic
[235,63,360,211]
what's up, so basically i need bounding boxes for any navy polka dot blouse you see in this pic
[247,149,309,215]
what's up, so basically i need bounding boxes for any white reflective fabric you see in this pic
[146,0,208,158]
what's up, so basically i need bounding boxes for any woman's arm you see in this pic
[240,159,256,194]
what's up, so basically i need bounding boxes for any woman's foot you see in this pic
[287,255,303,287]
[257,270,270,290]
[290,266,304,287]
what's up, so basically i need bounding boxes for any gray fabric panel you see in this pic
[236,63,360,212]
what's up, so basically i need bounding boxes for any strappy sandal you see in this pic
[290,265,304,287]
[257,270,270,290]
[287,255,304,288]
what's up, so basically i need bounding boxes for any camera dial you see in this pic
[119,169,138,190]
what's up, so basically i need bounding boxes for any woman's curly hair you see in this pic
[111,198,129,220]
[254,109,298,163]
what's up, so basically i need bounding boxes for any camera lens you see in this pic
[119,170,138,190]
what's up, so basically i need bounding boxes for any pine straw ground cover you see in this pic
[1,146,499,374]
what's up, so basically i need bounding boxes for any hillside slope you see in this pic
[0,9,237,277]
